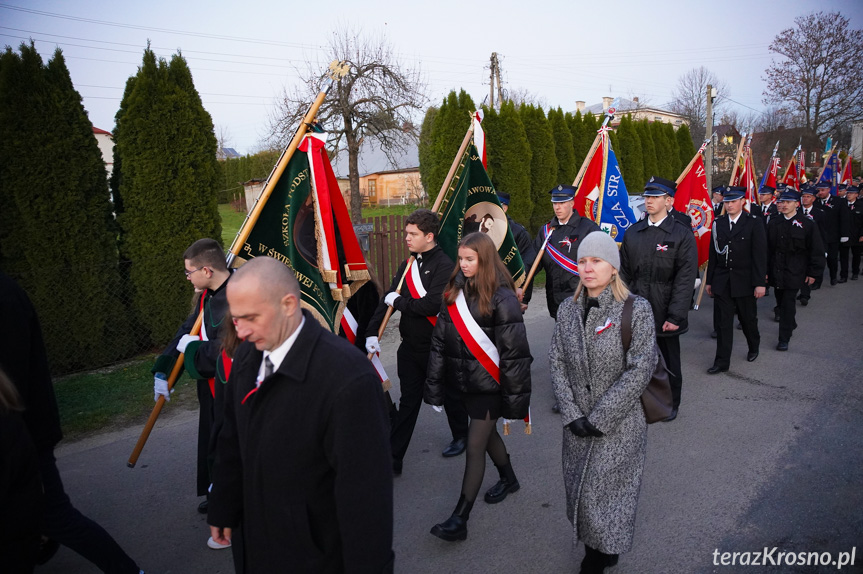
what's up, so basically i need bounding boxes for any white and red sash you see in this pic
[542,224,579,276]
[405,258,437,326]
[340,308,390,386]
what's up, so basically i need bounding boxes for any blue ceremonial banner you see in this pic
[817,151,839,195]
[594,141,639,244]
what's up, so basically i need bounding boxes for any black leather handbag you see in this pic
[621,295,674,423]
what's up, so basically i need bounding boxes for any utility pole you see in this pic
[495,55,503,107]
[705,83,716,191]
[489,52,497,109]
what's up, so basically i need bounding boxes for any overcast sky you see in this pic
[3,0,861,156]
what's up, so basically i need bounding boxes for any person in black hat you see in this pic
[524,185,601,320]
[767,190,825,351]
[814,181,850,285]
[838,185,863,281]
[756,185,778,226]
[497,191,537,300]
[711,186,725,220]
[705,186,767,373]
[620,176,697,421]
[797,186,827,302]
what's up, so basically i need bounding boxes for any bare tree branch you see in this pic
[669,67,729,143]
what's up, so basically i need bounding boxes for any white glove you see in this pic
[365,336,381,354]
[154,375,172,402]
[841,236,849,243]
[384,292,400,307]
[177,334,198,353]
[432,405,443,413]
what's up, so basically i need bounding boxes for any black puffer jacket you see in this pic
[424,278,532,420]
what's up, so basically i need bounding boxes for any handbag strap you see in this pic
[621,294,635,354]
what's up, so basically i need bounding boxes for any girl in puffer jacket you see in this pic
[424,232,532,542]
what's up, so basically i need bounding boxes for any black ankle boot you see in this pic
[580,545,618,573]
[484,456,520,504]
[430,495,473,542]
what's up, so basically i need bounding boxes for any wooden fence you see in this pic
[358,214,409,288]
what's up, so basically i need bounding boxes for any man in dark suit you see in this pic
[208,256,394,573]
[755,185,779,226]
[815,181,850,285]
[705,186,767,373]
[798,186,827,304]
[839,185,863,280]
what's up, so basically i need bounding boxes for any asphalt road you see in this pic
[40,283,863,574]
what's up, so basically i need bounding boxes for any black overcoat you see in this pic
[767,214,826,289]
[815,197,851,243]
[208,311,394,574]
[707,213,768,298]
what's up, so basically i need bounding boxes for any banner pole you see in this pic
[676,139,712,185]
[431,125,475,214]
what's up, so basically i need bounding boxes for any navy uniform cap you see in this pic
[776,183,788,191]
[550,184,576,202]
[722,186,746,201]
[815,180,831,189]
[838,183,847,191]
[497,191,510,205]
[800,186,816,196]
[712,185,727,195]
[778,189,801,202]
[847,185,860,194]
[643,176,677,197]
[758,185,775,195]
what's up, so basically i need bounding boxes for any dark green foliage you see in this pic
[114,48,221,346]
[665,123,682,177]
[636,119,659,182]
[649,121,671,179]
[0,44,133,373]
[520,105,559,232]
[567,110,590,171]
[549,107,576,186]
[426,90,475,205]
[616,116,645,194]
[483,101,532,228]
[216,149,282,205]
[417,106,438,196]
[676,124,697,171]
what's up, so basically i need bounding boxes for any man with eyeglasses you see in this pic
[151,238,233,549]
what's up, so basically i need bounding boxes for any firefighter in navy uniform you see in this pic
[705,186,767,373]
[797,186,827,305]
[620,176,697,421]
[524,185,600,320]
[814,181,850,285]
[767,189,825,351]
[755,185,779,226]
[839,185,863,281]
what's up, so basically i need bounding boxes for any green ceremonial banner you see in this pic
[437,142,526,286]
[239,151,342,331]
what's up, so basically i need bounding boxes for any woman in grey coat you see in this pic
[549,231,657,574]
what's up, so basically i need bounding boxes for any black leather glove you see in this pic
[568,417,591,437]
[584,419,604,437]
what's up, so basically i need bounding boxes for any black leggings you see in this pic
[460,414,509,503]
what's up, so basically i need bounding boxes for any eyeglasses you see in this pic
[184,266,203,278]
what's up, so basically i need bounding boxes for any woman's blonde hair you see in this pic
[573,270,630,302]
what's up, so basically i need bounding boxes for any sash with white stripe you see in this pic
[542,224,580,275]
[405,258,437,326]
[446,290,500,383]
[340,308,390,386]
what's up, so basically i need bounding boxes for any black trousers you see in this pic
[774,288,799,342]
[393,345,468,461]
[39,451,139,573]
[196,379,215,497]
[657,335,682,409]
[826,242,839,281]
[839,244,862,279]
[714,290,760,368]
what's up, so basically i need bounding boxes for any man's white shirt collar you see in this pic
[648,214,668,227]
[258,316,306,382]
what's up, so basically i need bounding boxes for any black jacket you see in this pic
[209,311,394,574]
[367,245,453,353]
[767,213,826,289]
[668,207,691,229]
[509,216,537,272]
[424,279,531,420]
[528,213,601,318]
[707,213,768,298]
[620,216,698,337]
[815,197,851,243]
[844,199,863,246]
[799,205,828,246]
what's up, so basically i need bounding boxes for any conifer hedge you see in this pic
[484,101,532,229]
[520,105,559,232]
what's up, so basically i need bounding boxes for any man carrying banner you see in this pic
[706,187,767,374]
[152,238,233,526]
[767,189,825,351]
[366,209,468,472]
[208,256,394,572]
[620,177,697,421]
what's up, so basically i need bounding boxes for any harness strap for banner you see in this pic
[543,224,580,275]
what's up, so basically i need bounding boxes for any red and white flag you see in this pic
[473,111,487,169]
[674,154,713,269]
[840,154,853,185]
[340,308,390,387]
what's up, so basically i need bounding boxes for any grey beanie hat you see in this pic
[577,231,620,270]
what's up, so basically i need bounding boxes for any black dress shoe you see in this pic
[442,437,466,458]
[774,312,781,322]
[736,321,743,330]
[831,278,838,286]
[198,499,208,514]
[838,277,848,284]
[393,458,403,475]
[800,297,809,306]
[747,350,759,362]
[852,274,859,280]
[710,330,717,339]
[662,408,678,422]
[776,341,789,351]
[707,364,729,374]
[551,401,561,413]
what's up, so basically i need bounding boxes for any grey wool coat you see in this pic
[549,287,657,554]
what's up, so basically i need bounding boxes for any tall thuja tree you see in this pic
[567,110,589,171]
[417,105,438,197]
[616,115,645,193]
[636,119,658,181]
[484,100,532,227]
[664,123,682,177]
[676,124,697,171]
[520,105,558,232]
[648,121,671,178]
[427,89,475,205]
[0,44,132,372]
[115,48,220,345]
[549,107,576,186]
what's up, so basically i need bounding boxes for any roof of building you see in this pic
[92,127,112,136]
[217,147,242,160]
[579,97,684,119]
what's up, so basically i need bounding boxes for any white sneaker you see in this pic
[207,536,231,550]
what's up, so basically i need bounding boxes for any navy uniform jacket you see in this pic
[767,213,826,289]
[707,212,767,298]
[799,205,828,246]
[815,197,851,243]
[845,199,863,246]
